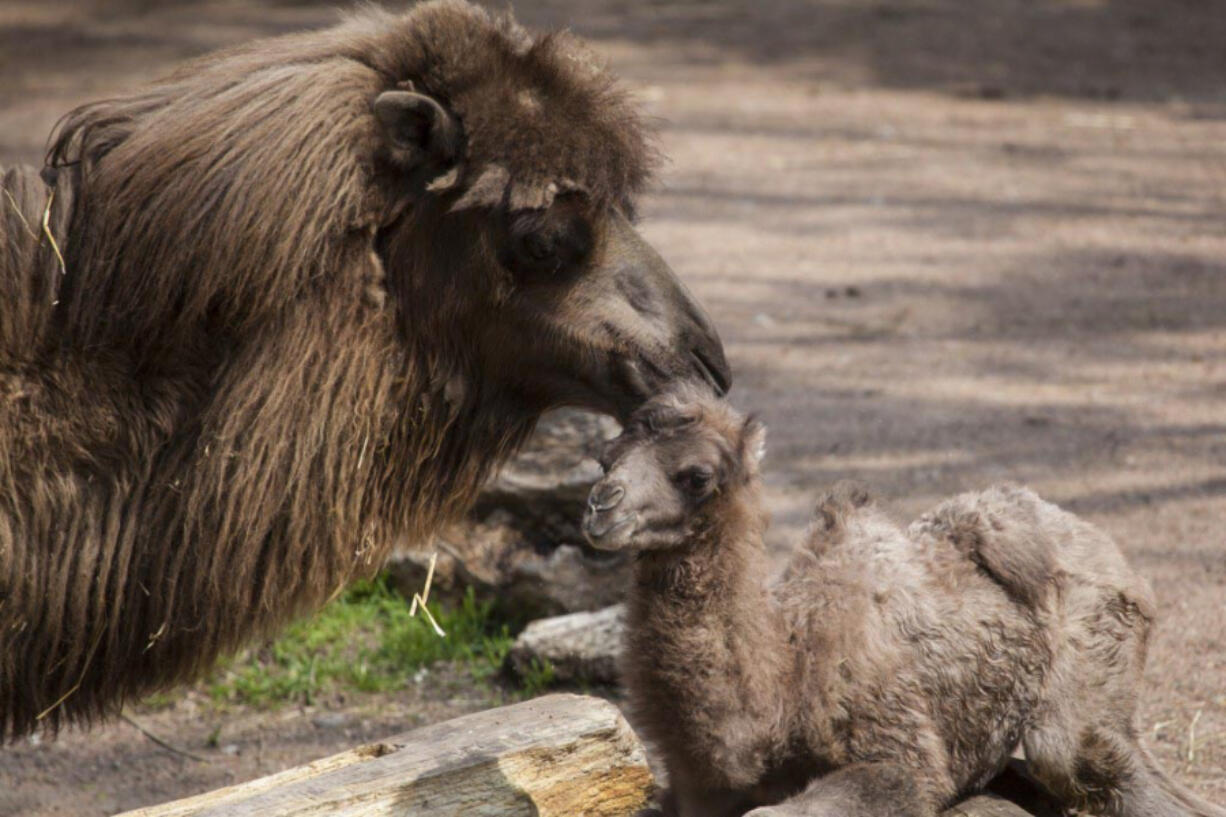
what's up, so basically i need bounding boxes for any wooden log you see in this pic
[115,694,654,817]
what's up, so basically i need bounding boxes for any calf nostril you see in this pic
[589,483,625,512]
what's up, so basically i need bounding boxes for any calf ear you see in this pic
[740,416,767,470]
[373,90,461,170]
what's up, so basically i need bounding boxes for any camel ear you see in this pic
[741,416,767,468]
[373,90,461,169]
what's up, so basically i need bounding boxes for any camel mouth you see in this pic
[690,348,730,397]
[619,356,658,401]
[606,348,728,422]
[606,355,667,421]
[582,511,637,550]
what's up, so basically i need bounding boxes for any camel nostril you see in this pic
[589,483,626,512]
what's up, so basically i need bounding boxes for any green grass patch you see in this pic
[204,575,523,708]
[515,657,557,698]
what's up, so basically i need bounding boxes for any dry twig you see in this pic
[3,188,37,239]
[409,551,446,637]
[36,628,103,721]
[1187,709,1203,764]
[120,711,208,762]
[41,189,67,277]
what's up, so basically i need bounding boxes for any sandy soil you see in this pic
[1,0,1223,813]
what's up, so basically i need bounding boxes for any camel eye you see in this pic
[500,207,592,280]
[522,232,556,262]
[676,467,714,496]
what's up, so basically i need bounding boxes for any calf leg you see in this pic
[744,763,938,817]
[1026,725,1226,817]
[652,784,757,817]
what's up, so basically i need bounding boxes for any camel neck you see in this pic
[623,488,788,787]
[627,488,781,671]
[631,526,768,611]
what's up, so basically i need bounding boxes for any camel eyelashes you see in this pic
[675,466,715,496]
[501,212,593,279]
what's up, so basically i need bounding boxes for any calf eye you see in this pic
[676,467,714,496]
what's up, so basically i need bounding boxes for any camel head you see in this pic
[583,386,765,550]
[40,2,727,425]
[370,5,730,421]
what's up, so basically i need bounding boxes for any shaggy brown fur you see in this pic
[0,0,729,739]
[585,389,1225,817]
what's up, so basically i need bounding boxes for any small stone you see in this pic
[312,713,349,729]
[220,743,241,756]
[506,605,625,685]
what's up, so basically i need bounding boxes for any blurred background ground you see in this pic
[1,0,1224,813]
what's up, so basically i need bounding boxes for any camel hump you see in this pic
[913,484,1059,609]
[804,480,874,551]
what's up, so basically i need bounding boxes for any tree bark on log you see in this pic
[114,694,653,817]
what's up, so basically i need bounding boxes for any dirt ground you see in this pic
[1,0,1224,814]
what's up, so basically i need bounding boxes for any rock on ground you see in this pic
[506,605,625,685]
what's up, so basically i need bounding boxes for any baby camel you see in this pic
[583,387,1224,817]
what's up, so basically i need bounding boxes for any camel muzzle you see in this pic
[583,481,637,549]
